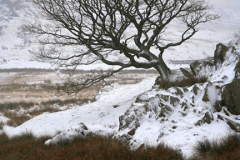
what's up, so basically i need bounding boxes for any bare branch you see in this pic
[30,0,220,93]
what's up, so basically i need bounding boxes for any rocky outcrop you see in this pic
[190,61,214,76]
[45,122,89,145]
[196,112,214,126]
[181,60,215,78]
[235,60,240,79]
[214,43,228,68]
[218,115,240,132]
[180,68,194,78]
[119,94,180,133]
[222,78,240,115]
[154,76,161,85]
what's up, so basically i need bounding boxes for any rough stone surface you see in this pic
[154,76,161,85]
[175,87,184,96]
[222,78,240,115]
[218,114,240,132]
[119,93,179,131]
[196,112,213,126]
[180,68,194,78]
[190,61,201,75]
[202,87,209,102]
[135,93,149,103]
[192,85,199,96]
[119,114,140,131]
[213,101,222,112]
[214,43,228,67]
[190,61,214,75]
[190,64,197,75]
[235,60,240,79]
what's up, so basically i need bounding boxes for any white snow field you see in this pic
[4,39,240,157]
[1,0,240,158]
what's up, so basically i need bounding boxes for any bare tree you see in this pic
[29,0,219,94]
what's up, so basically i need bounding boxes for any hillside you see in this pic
[0,0,240,69]
[1,0,240,158]
[3,38,240,157]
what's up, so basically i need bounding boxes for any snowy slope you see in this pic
[0,0,240,69]
[3,38,240,157]
[4,77,156,137]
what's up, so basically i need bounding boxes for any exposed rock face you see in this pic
[218,115,240,132]
[190,61,201,75]
[180,68,194,78]
[214,43,228,68]
[222,78,240,115]
[196,112,214,126]
[154,76,161,85]
[190,61,214,76]
[45,122,89,145]
[116,41,240,147]
[235,60,240,79]
[119,93,180,132]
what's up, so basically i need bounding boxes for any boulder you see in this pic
[119,114,140,131]
[213,101,222,112]
[190,61,214,76]
[218,115,240,132]
[222,78,240,115]
[190,61,201,75]
[202,87,210,102]
[196,112,213,126]
[154,76,161,85]
[235,60,240,79]
[180,68,194,78]
[214,43,228,68]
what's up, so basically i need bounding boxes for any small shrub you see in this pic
[40,98,91,107]
[29,106,61,116]
[10,132,35,142]
[0,132,9,145]
[159,76,208,90]
[3,110,30,127]
[0,101,34,111]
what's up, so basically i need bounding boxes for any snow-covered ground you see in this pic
[0,0,240,69]
[1,0,240,158]
[4,40,240,157]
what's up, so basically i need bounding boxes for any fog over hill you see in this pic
[0,0,240,69]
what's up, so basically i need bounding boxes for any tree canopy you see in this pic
[30,0,220,94]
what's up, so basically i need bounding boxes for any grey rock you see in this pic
[213,101,222,112]
[113,105,120,108]
[196,112,213,126]
[234,60,240,79]
[214,43,228,68]
[192,85,199,96]
[218,115,240,132]
[154,76,161,85]
[222,78,240,115]
[180,68,193,78]
[190,61,201,75]
[190,61,214,75]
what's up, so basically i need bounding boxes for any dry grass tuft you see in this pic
[0,98,92,127]
[40,98,91,107]
[191,133,240,160]
[0,132,184,160]
[0,101,34,111]
[3,110,31,127]
[28,106,61,116]
[159,76,208,90]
